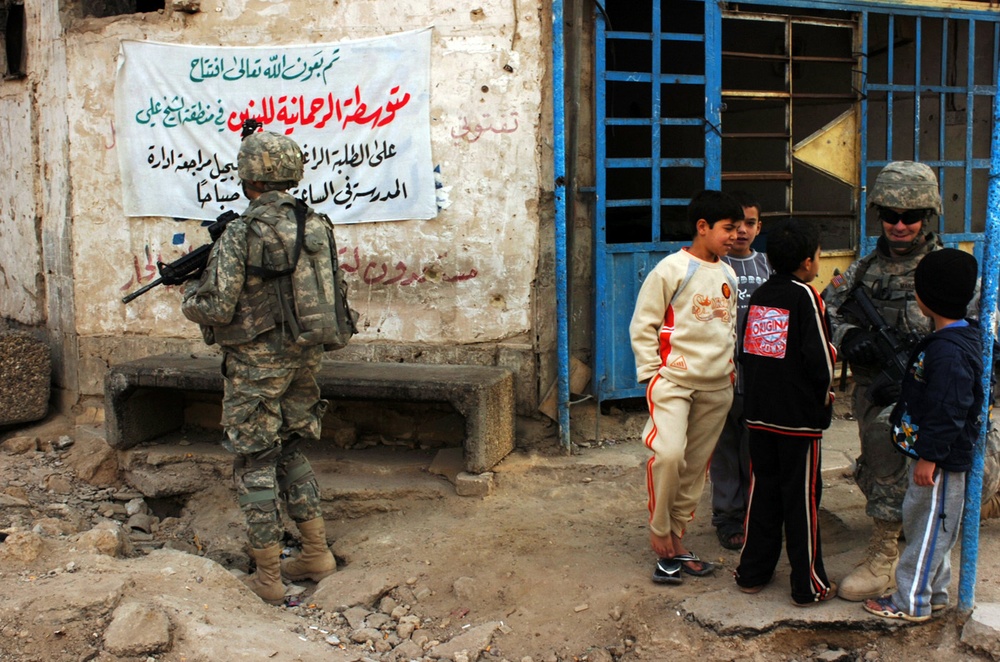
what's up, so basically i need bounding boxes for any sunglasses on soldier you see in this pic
[878,208,930,226]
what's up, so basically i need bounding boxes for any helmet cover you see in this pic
[868,161,942,215]
[237,131,304,183]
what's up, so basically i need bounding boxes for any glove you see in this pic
[867,376,901,407]
[841,328,881,367]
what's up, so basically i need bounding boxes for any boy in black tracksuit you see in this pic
[735,219,838,606]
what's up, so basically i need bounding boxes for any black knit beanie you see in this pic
[914,248,978,319]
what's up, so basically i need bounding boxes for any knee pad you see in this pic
[278,451,322,522]
[234,462,279,513]
[277,451,317,493]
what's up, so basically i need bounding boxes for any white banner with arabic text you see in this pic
[114,29,435,223]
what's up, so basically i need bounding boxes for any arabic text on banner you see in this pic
[114,29,435,223]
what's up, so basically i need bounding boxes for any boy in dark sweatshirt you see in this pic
[735,219,838,606]
[864,248,982,622]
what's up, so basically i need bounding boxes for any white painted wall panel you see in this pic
[0,93,43,324]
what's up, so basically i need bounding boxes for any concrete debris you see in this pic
[63,434,119,486]
[51,436,74,451]
[0,530,45,562]
[75,522,133,558]
[103,602,172,656]
[2,436,39,454]
[427,620,500,660]
[962,603,1000,660]
[454,471,493,497]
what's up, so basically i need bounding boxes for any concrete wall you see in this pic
[0,91,42,325]
[0,0,552,413]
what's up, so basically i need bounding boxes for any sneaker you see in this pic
[791,582,838,607]
[652,558,683,585]
[862,595,931,622]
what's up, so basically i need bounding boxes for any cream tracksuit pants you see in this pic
[644,374,733,539]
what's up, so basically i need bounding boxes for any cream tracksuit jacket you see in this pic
[630,249,738,390]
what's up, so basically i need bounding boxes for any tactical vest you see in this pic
[853,239,938,340]
[209,195,357,349]
[208,220,280,347]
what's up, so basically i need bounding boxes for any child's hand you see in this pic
[913,458,937,486]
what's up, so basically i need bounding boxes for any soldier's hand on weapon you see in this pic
[868,376,901,407]
[841,328,882,366]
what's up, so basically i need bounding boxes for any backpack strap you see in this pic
[246,200,307,280]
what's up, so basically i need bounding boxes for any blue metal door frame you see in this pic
[593,0,723,403]
[593,0,1000,404]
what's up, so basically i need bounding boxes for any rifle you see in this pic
[121,209,239,304]
[121,118,263,304]
[840,284,922,402]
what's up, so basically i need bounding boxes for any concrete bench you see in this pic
[104,354,515,473]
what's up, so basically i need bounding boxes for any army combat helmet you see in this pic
[869,160,941,251]
[237,131,304,183]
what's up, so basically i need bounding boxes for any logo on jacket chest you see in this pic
[744,305,789,358]
[691,283,733,323]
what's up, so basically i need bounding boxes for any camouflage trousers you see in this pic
[854,382,1000,523]
[222,343,327,548]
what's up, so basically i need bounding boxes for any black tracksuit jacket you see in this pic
[740,273,837,436]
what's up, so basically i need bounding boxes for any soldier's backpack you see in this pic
[249,200,358,350]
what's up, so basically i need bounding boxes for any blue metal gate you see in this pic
[858,9,1000,257]
[593,0,723,402]
[593,0,1000,404]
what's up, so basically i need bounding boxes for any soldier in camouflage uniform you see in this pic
[823,161,1000,602]
[180,131,337,604]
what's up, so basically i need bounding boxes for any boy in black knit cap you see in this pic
[864,248,981,622]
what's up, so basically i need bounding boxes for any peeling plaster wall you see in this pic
[0,92,42,325]
[55,1,549,408]
[0,0,76,405]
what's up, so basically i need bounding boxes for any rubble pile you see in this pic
[0,331,50,425]
[0,425,531,662]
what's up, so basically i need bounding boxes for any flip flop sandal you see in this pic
[671,552,715,576]
[863,595,930,622]
[716,524,744,550]
[652,557,683,585]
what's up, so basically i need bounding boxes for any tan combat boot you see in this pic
[281,517,336,582]
[982,492,1000,521]
[244,544,286,605]
[839,518,901,602]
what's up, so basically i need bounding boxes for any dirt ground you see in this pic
[1,397,998,662]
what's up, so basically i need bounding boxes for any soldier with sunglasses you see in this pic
[823,161,999,603]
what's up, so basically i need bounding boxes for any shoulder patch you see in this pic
[830,273,847,290]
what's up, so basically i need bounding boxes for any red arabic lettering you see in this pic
[226,85,412,135]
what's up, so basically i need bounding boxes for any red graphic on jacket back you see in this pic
[744,305,789,358]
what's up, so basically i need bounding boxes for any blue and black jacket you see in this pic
[889,319,984,471]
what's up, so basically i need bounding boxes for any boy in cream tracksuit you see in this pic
[630,190,742,584]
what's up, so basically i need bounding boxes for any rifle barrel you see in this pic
[121,277,163,304]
